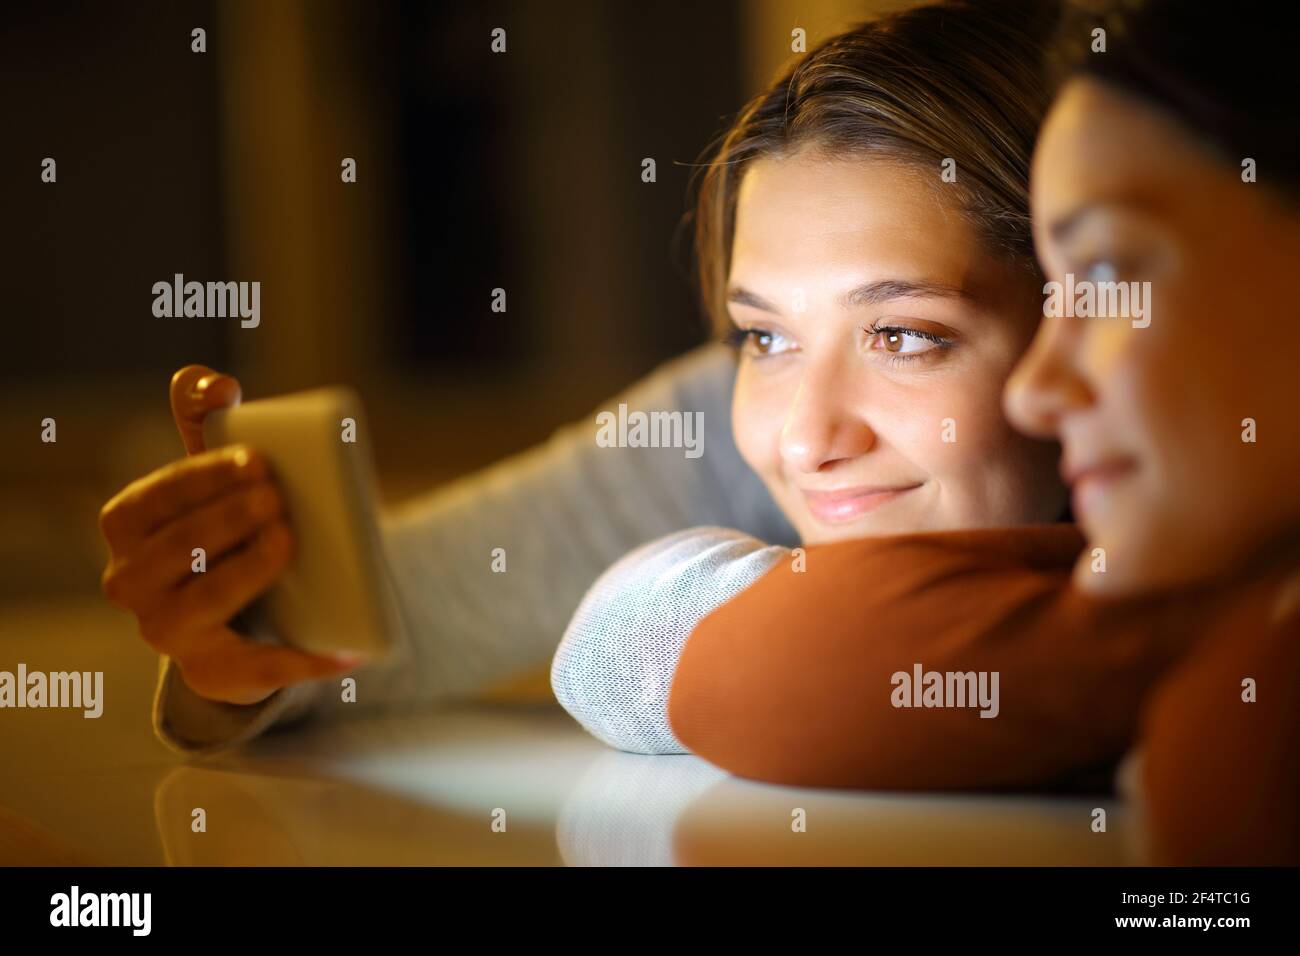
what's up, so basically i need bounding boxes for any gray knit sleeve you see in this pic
[153,342,796,753]
[551,526,789,754]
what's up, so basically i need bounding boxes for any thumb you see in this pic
[169,365,242,456]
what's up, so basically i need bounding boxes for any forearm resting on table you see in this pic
[667,525,1218,791]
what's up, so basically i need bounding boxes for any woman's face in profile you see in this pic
[1006,78,1300,596]
[726,144,1065,545]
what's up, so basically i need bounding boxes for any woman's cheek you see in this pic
[873,383,959,477]
[731,366,788,491]
[1112,318,1197,481]
[892,370,1035,521]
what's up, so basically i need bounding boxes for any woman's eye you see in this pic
[1081,258,1119,283]
[870,327,937,355]
[733,327,793,356]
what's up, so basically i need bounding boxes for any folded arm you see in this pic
[667,525,1212,790]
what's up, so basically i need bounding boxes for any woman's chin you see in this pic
[796,513,913,545]
[1071,555,1120,596]
[1070,544,1157,599]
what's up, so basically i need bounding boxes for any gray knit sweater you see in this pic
[153,343,796,754]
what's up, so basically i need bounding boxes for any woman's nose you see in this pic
[779,368,877,473]
[1003,314,1093,439]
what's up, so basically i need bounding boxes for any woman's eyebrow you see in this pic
[841,279,969,307]
[1048,199,1157,244]
[1049,205,1100,244]
[727,279,968,315]
[726,286,776,313]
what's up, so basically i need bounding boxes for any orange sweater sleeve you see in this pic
[1137,585,1300,864]
[667,525,1215,791]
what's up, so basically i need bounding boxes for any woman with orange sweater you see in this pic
[666,0,1300,864]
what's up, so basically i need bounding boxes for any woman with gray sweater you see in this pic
[117,345,794,754]
[99,3,1069,759]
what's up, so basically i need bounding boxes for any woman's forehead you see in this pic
[1033,79,1228,229]
[733,158,977,272]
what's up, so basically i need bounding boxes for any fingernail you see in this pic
[230,447,251,470]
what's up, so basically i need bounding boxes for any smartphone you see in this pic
[202,386,397,657]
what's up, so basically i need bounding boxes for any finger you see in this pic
[170,365,242,456]
[99,445,269,551]
[137,520,294,653]
[102,479,285,608]
[177,636,366,706]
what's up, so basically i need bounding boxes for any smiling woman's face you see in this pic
[727,144,1066,545]
[1004,79,1300,596]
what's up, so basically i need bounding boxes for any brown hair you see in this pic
[1051,0,1299,200]
[691,0,1058,337]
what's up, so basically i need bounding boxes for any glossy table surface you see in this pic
[1,596,1139,866]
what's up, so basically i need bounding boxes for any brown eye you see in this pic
[866,325,947,357]
[730,327,792,357]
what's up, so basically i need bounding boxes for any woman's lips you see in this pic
[801,483,923,523]
[1063,458,1138,521]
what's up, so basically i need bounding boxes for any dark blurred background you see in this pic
[0,0,897,602]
